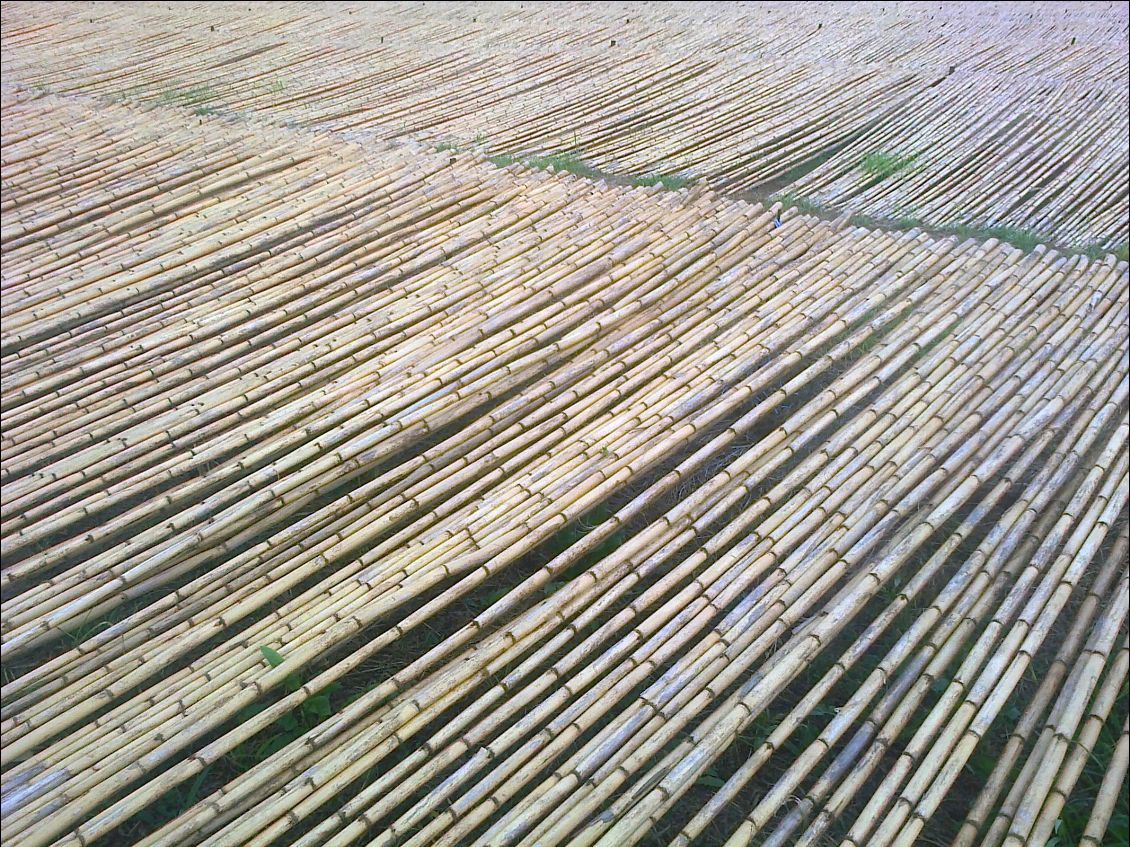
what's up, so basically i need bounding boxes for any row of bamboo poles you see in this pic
[2,88,1127,847]
[1,1,1126,248]
[789,67,1130,248]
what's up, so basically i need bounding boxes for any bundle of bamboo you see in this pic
[1,84,1127,847]
[1,1,1126,247]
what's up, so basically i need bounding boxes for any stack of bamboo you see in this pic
[1,1,1126,247]
[788,67,1130,247]
[2,88,1127,847]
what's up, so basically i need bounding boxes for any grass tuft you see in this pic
[524,152,603,179]
[633,173,695,191]
[772,192,825,215]
[954,224,1042,252]
[860,150,917,179]
[1093,242,1130,262]
[155,84,217,110]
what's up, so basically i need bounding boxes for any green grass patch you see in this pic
[953,224,1042,252]
[772,192,826,215]
[633,173,695,191]
[154,84,216,109]
[859,151,917,179]
[63,601,138,648]
[524,152,603,179]
[544,502,627,573]
[1081,241,1129,262]
[852,214,1046,253]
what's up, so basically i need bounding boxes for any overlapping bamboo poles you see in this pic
[1,1,1126,247]
[790,75,1130,248]
[2,80,1129,847]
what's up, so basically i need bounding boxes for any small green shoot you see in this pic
[227,645,340,770]
[696,766,726,789]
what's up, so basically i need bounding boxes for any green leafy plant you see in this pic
[540,580,566,597]
[227,646,338,769]
[696,765,726,789]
